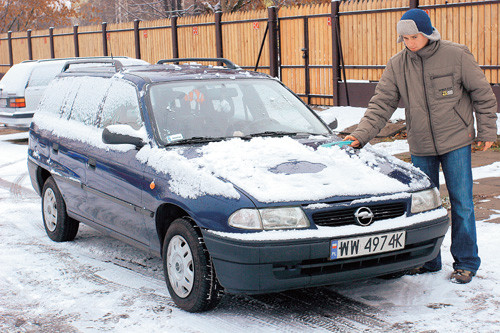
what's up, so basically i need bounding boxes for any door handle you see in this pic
[88,158,96,169]
[52,142,59,153]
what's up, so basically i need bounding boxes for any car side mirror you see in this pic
[102,125,145,148]
[327,118,338,130]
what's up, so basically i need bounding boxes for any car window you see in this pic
[27,63,64,87]
[100,79,143,130]
[38,77,81,117]
[148,79,329,144]
[0,62,34,92]
[69,77,111,126]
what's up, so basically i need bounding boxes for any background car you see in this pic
[0,56,149,128]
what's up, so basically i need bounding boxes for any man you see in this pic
[344,9,498,284]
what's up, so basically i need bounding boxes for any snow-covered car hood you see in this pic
[136,136,431,204]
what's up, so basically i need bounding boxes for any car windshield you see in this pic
[148,79,330,145]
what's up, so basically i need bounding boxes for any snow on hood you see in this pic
[138,137,430,202]
[136,146,241,200]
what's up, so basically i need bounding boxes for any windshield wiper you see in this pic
[166,136,226,145]
[243,131,297,138]
[242,131,326,139]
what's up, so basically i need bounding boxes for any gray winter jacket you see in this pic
[351,40,498,156]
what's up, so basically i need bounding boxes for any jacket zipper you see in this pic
[420,57,439,155]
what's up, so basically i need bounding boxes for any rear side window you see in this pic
[27,63,64,87]
[100,79,142,130]
[38,77,81,117]
[69,77,111,126]
[0,62,34,92]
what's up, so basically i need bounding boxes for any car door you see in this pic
[84,78,150,246]
[35,76,92,221]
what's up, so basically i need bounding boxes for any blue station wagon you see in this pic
[28,58,449,312]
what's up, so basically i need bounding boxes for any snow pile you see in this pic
[315,106,405,132]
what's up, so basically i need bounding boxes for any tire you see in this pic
[162,218,222,312]
[41,176,79,242]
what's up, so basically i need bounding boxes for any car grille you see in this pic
[311,202,406,227]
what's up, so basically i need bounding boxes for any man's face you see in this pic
[402,33,429,52]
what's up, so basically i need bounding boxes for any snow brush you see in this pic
[321,140,354,148]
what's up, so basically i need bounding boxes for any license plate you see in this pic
[330,231,405,260]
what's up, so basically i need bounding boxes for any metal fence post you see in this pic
[171,16,179,59]
[102,22,108,56]
[215,11,223,65]
[73,25,80,57]
[268,6,279,78]
[409,0,419,9]
[331,0,340,106]
[49,27,55,58]
[27,30,33,60]
[7,31,13,66]
[134,19,141,59]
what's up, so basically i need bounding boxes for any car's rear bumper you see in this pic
[202,215,449,294]
[0,110,34,128]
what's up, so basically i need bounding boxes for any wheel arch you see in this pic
[36,166,52,193]
[156,203,195,252]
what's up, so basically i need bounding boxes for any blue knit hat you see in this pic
[397,9,441,43]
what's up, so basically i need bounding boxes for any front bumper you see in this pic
[202,215,449,294]
[0,110,34,128]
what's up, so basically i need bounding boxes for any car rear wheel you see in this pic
[162,218,222,312]
[42,176,79,242]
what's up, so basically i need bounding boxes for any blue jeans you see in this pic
[411,145,480,274]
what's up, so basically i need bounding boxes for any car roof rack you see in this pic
[62,59,124,73]
[157,58,237,70]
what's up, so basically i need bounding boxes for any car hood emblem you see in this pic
[354,207,374,226]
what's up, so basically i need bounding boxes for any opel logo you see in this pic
[354,207,374,226]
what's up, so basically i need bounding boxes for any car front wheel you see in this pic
[42,176,79,242]
[162,218,222,312]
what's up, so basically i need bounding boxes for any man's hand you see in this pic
[477,141,494,151]
[343,135,361,148]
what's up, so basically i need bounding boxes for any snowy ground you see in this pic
[0,107,499,332]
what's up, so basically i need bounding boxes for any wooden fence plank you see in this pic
[484,1,491,82]
[493,2,499,84]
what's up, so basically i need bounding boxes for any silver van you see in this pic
[0,57,149,128]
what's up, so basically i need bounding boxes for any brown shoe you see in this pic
[450,269,474,284]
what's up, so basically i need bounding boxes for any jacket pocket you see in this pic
[452,107,468,128]
[430,73,454,99]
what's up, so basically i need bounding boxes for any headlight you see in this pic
[411,188,442,213]
[229,207,309,230]
[228,209,262,229]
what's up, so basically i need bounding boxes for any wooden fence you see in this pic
[0,0,499,106]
